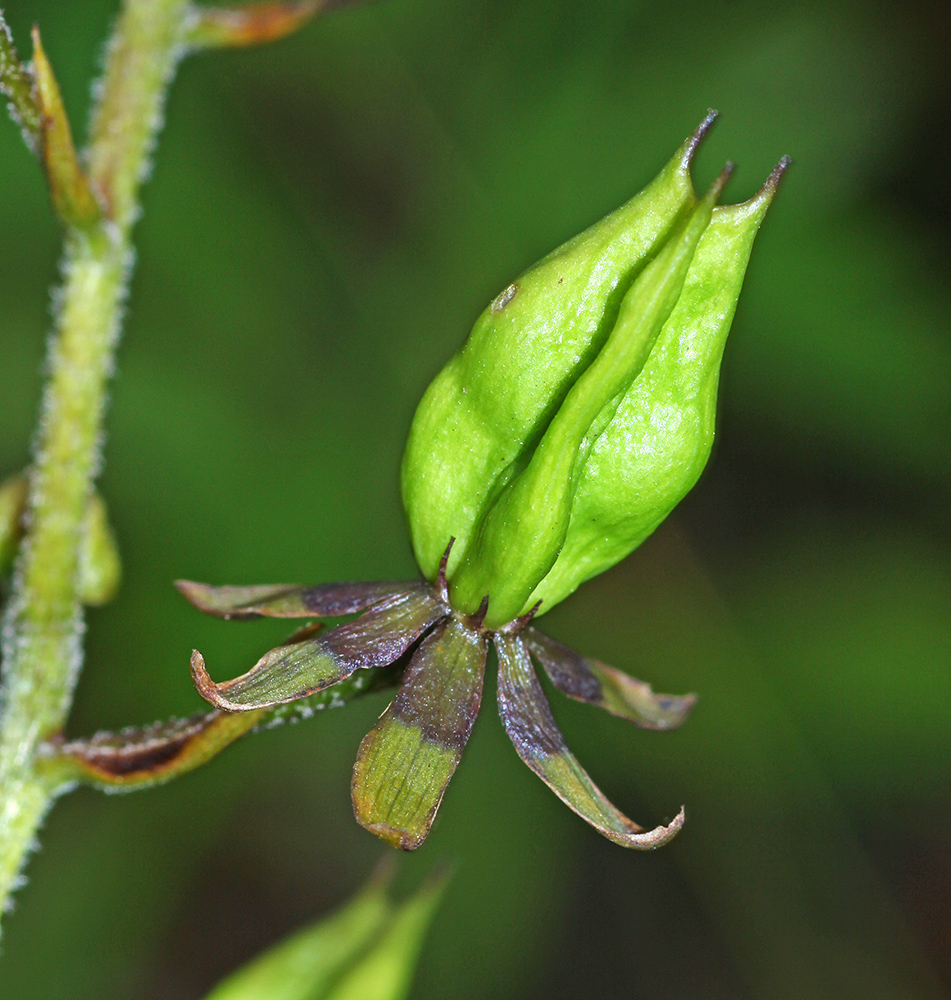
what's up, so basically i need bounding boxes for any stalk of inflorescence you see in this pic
[0,0,336,921]
[0,0,191,916]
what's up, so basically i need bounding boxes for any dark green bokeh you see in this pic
[1,1,949,997]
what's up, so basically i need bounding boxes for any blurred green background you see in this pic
[1,0,950,997]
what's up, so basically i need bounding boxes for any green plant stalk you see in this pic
[0,0,190,915]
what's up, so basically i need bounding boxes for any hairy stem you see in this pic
[0,0,190,917]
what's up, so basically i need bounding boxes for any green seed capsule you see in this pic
[401,114,787,628]
[529,166,787,613]
[401,114,716,583]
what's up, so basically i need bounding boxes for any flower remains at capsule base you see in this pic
[179,540,694,850]
[175,112,788,852]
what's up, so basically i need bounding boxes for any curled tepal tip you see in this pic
[189,649,253,712]
[643,805,686,849]
[189,649,226,709]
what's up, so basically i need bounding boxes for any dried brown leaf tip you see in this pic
[179,541,692,851]
[184,1,344,50]
[42,711,263,789]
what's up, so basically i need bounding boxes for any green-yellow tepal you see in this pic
[85,114,786,851]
